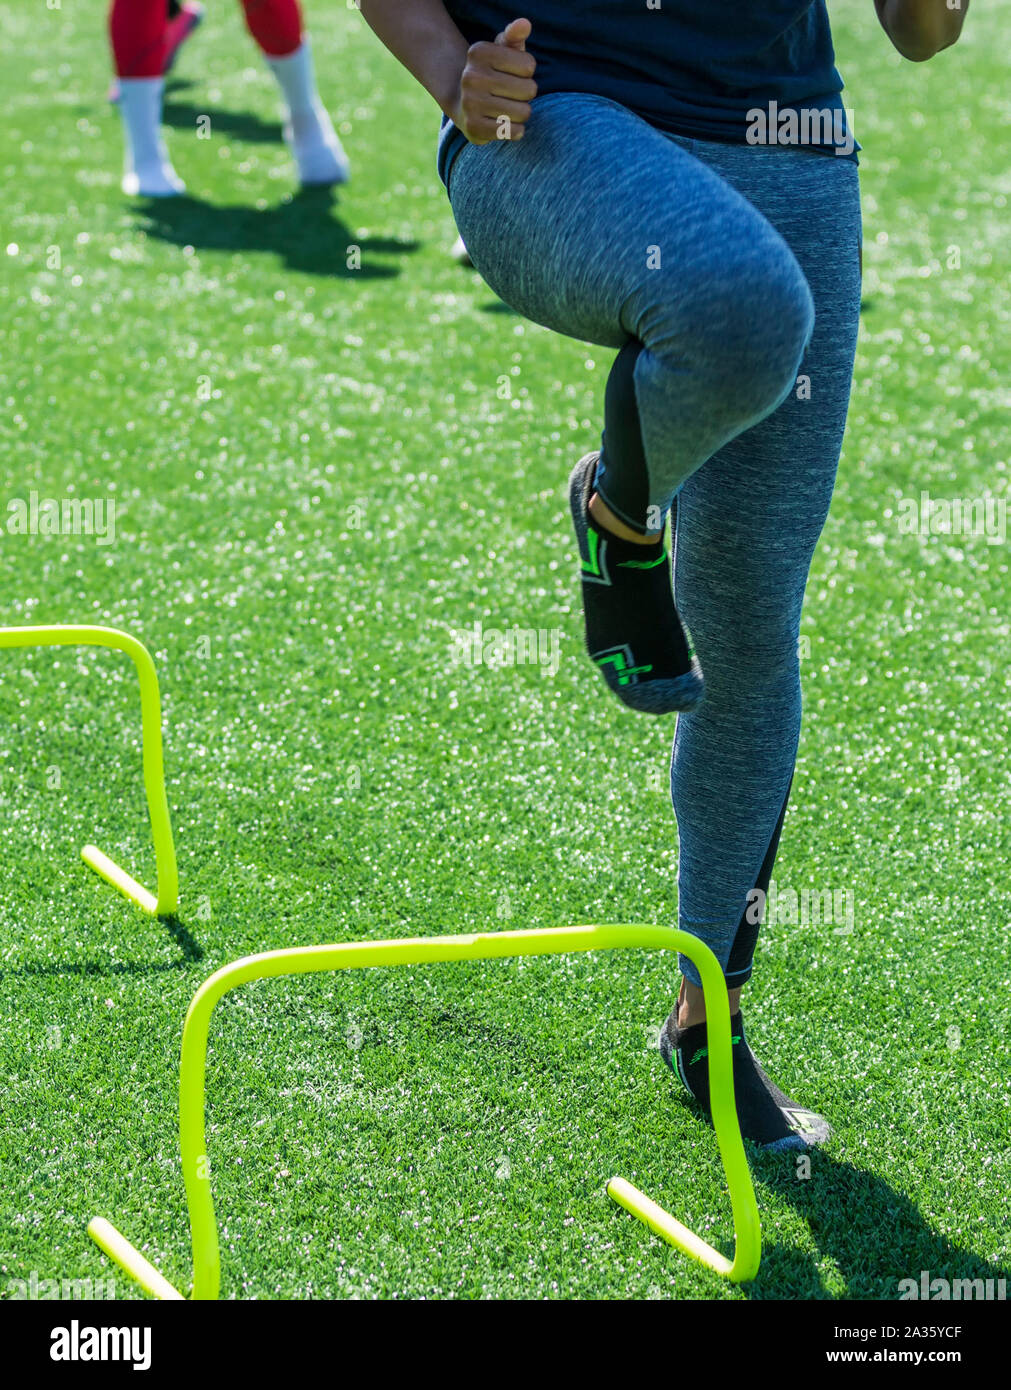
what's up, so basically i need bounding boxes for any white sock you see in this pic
[117,77,184,197]
[265,38,319,118]
[266,39,349,186]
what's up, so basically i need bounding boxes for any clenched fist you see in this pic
[450,16,538,144]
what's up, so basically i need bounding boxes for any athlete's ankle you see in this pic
[660,1000,831,1149]
[677,978,743,1029]
[588,491,659,545]
[569,452,703,715]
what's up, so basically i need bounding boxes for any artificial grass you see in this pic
[0,2,1008,1300]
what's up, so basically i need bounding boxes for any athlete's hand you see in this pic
[450,17,537,145]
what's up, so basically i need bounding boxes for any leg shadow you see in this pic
[161,96,284,145]
[133,188,418,279]
[746,1148,1010,1300]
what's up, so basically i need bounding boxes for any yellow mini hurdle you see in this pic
[0,625,177,916]
[89,924,762,1298]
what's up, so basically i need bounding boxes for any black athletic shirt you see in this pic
[437,1,857,187]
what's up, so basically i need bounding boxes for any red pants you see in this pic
[110,0,303,78]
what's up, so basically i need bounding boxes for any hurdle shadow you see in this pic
[134,189,418,279]
[0,912,204,981]
[2,957,193,983]
[159,912,203,962]
[745,1148,1010,1299]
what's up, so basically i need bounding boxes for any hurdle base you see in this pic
[81,845,160,916]
[91,1182,749,1302]
[84,925,760,1298]
[607,1177,750,1282]
[88,1218,185,1300]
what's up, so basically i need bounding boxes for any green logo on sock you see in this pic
[594,649,653,686]
[581,528,605,579]
[689,1036,741,1067]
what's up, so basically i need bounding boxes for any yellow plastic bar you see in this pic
[87,1217,185,1300]
[89,924,761,1298]
[79,846,159,916]
[0,625,177,915]
[607,1177,735,1277]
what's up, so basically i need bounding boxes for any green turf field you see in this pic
[1,2,1008,1301]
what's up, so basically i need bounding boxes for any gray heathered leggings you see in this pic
[445,91,862,986]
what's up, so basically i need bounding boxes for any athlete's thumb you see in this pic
[495,17,531,51]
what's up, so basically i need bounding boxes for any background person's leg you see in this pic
[238,0,302,56]
[108,1,203,103]
[239,0,350,185]
[668,143,863,990]
[109,0,167,77]
[163,2,204,75]
[109,0,184,196]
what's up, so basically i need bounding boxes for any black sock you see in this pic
[568,452,704,714]
[659,1006,831,1151]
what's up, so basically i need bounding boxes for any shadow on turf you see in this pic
[744,1148,1010,1300]
[3,958,192,982]
[160,912,203,961]
[162,97,284,146]
[0,912,203,980]
[160,77,283,145]
[134,188,419,279]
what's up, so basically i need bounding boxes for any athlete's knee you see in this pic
[648,238,814,418]
[703,242,814,409]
